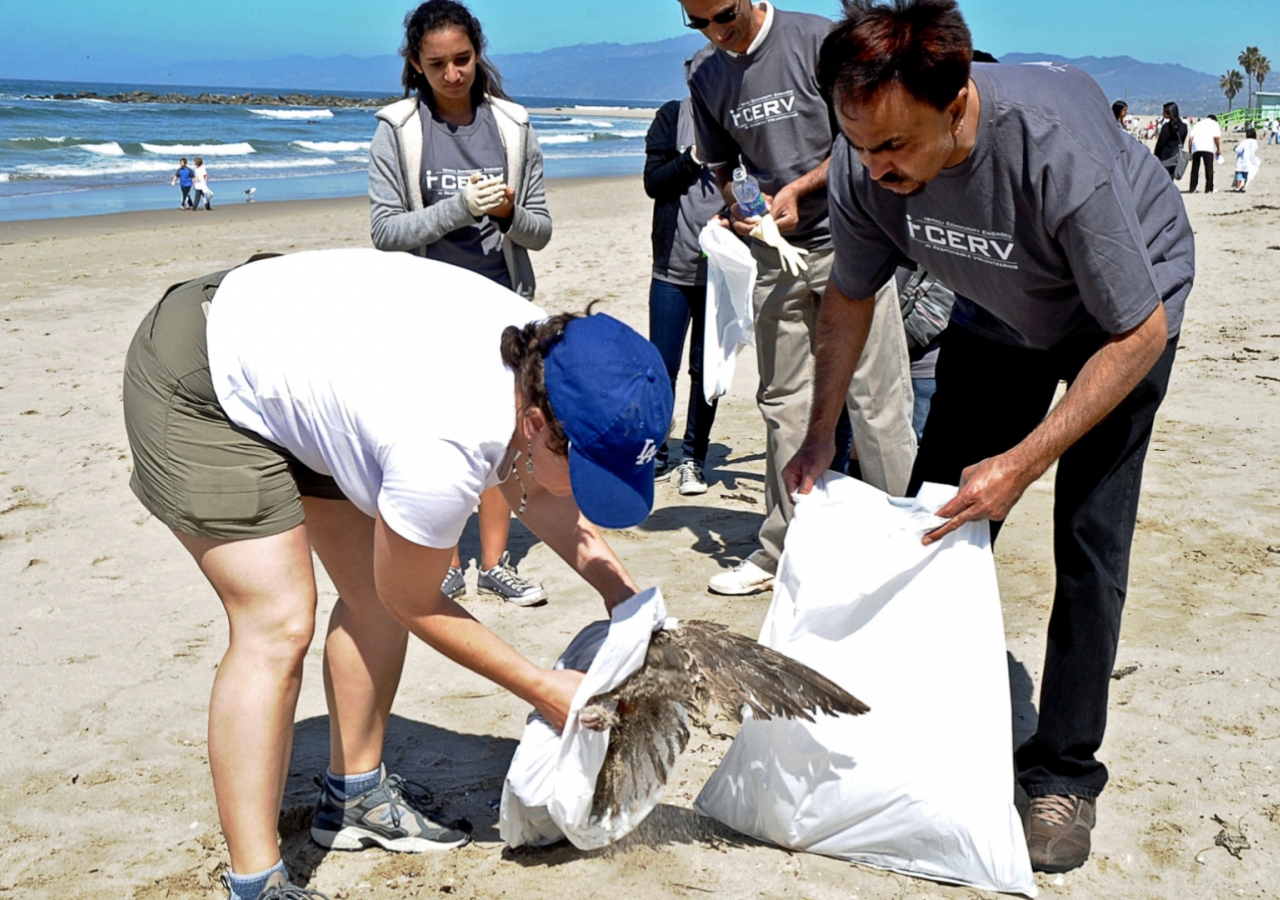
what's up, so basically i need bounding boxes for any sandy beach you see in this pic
[1,150,1278,900]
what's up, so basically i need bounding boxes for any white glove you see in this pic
[463,173,506,218]
[750,214,809,276]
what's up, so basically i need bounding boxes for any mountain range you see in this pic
[87,33,1224,114]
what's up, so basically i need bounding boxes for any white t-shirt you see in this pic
[1235,138,1259,173]
[206,249,545,548]
[1188,118,1221,154]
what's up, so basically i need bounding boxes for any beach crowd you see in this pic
[127,1,1216,898]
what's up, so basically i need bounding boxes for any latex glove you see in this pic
[463,173,507,218]
[751,214,809,276]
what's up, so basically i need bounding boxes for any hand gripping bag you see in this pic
[698,222,757,403]
[695,474,1037,896]
[499,587,672,849]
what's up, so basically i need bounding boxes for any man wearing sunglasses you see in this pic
[684,0,916,596]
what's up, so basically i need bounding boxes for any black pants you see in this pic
[908,323,1177,799]
[1188,151,1215,192]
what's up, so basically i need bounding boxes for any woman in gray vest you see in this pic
[369,0,552,606]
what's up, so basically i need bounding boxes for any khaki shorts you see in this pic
[123,270,345,541]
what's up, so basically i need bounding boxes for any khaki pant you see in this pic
[749,245,916,572]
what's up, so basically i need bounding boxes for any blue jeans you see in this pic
[648,279,718,465]
[911,377,936,441]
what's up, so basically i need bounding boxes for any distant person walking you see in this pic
[1186,113,1221,193]
[1153,102,1187,180]
[1232,127,1260,192]
[644,93,727,495]
[171,157,195,209]
[1269,118,1279,145]
[192,157,213,210]
[369,0,552,606]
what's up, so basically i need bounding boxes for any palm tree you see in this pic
[1221,69,1244,110]
[1257,56,1271,101]
[1238,46,1261,108]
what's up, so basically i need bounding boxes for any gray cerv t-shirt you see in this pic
[657,98,727,287]
[688,6,835,250]
[420,100,512,288]
[830,63,1194,349]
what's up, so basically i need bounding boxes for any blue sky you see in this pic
[1,0,1276,80]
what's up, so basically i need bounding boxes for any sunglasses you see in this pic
[682,1,743,29]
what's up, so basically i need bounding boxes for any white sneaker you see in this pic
[675,460,708,495]
[707,558,775,595]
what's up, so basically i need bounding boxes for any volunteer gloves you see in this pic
[750,214,809,276]
[463,173,507,218]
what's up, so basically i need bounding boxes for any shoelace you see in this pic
[383,775,471,835]
[678,464,703,484]
[486,561,536,592]
[1029,794,1078,827]
[261,885,331,900]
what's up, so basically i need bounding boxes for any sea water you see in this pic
[0,79,658,222]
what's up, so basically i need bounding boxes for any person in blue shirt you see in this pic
[171,158,195,210]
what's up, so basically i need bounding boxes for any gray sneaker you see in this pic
[221,871,331,900]
[440,566,466,600]
[477,552,548,606]
[310,766,471,853]
[675,460,708,495]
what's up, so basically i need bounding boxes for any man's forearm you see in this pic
[1009,304,1168,476]
[808,280,876,442]
[787,157,831,198]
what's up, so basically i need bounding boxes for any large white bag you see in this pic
[499,587,670,850]
[695,474,1037,897]
[699,222,757,403]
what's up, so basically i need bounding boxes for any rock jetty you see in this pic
[27,90,399,108]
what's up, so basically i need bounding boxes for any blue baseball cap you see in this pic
[543,314,674,529]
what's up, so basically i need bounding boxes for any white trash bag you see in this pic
[499,587,670,850]
[699,221,757,403]
[695,474,1037,897]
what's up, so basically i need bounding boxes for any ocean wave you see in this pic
[341,155,370,164]
[140,142,257,156]
[563,118,614,127]
[292,140,370,152]
[542,149,646,161]
[0,136,70,150]
[10,156,338,181]
[80,142,126,156]
[539,130,646,145]
[0,173,9,182]
[248,108,334,120]
[538,134,590,145]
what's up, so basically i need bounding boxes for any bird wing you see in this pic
[670,619,869,724]
[584,620,866,826]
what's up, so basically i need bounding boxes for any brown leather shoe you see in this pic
[1025,794,1096,873]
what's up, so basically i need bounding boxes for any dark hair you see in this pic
[400,0,510,105]
[1163,102,1181,122]
[818,0,973,113]
[500,311,586,455]
[1246,127,1257,138]
[971,49,998,64]
[1208,114,1218,121]
[1112,100,1128,121]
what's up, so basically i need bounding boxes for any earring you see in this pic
[526,438,535,474]
[511,465,528,516]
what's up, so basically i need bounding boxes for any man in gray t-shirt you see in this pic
[683,0,916,597]
[787,0,1192,875]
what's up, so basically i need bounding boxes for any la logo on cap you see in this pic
[635,439,658,467]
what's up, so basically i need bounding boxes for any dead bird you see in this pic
[578,619,868,824]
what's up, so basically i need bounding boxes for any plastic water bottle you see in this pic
[731,167,768,218]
